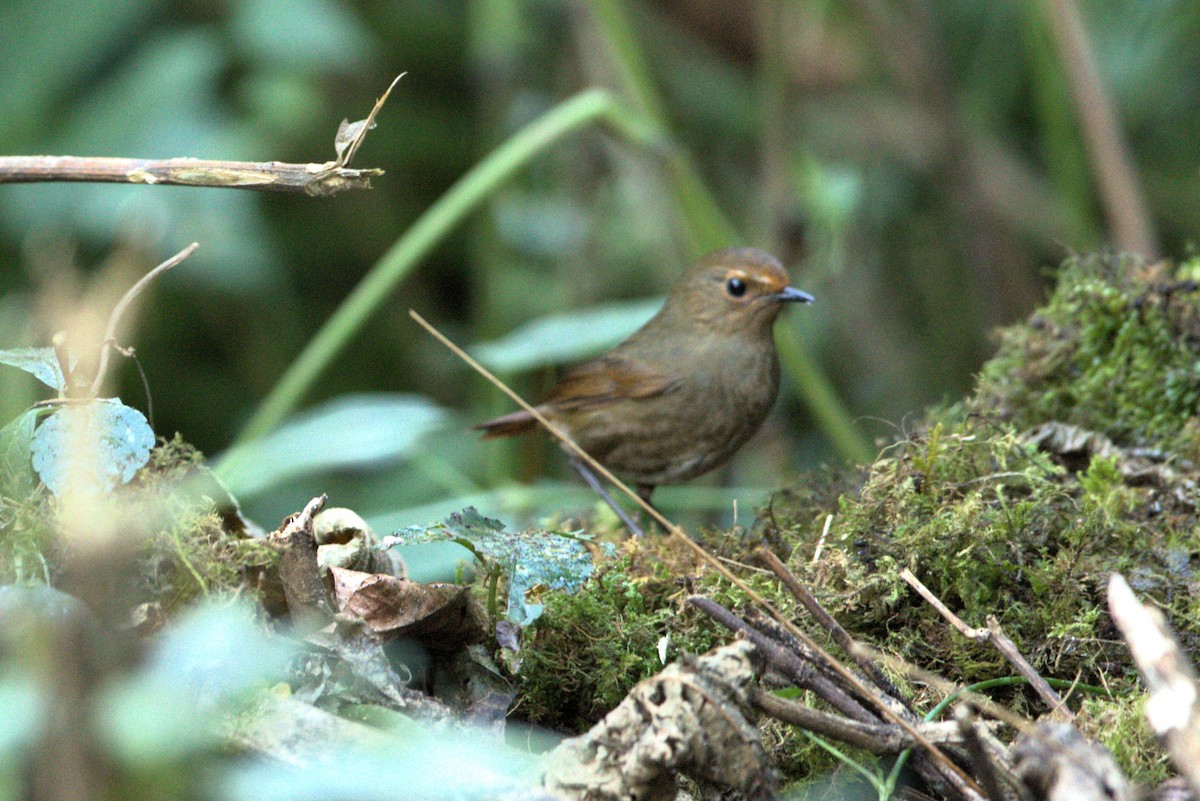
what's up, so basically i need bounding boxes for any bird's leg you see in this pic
[568,455,645,537]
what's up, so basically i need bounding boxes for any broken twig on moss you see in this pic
[902,568,1072,719]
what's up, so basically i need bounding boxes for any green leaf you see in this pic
[221,727,539,801]
[0,347,64,390]
[230,0,377,71]
[470,297,662,372]
[96,602,295,765]
[0,409,38,498]
[215,393,449,497]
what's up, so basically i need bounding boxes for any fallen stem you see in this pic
[0,76,402,197]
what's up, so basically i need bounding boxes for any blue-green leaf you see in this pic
[30,399,154,496]
[396,507,596,626]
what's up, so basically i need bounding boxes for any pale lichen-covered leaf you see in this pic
[394,507,595,626]
[0,347,65,390]
[30,399,154,496]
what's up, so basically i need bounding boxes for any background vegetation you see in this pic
[1,0,1197,534]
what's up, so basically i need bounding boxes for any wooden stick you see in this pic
[0,156,381,196]
[902,568,1071,719]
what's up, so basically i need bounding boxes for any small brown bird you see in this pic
[476,247,813,532]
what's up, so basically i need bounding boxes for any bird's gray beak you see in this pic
[773,287,815,304]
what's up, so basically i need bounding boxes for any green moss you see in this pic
[131,435,278,610]
[1077,694,1172,786]
[515,551,684,731]
[0,486,54,585]
[760,255,1200,782]
[977,253,1200,457]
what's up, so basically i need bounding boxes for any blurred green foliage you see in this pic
[0,0,1197,534]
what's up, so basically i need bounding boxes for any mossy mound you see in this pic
[0,433,277,613]
[977,253,1200,457]
[518,254,1199,784]
[764,253,1199,780]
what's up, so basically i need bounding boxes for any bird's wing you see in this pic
[474,353,680,439]
[545,353,682,409]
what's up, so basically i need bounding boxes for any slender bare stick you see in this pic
[754,688,964,754]
[689,596,877,725]
[902,568,1071,719]
[762,549,907,704]
[901,568,988,641]
[986,615,1072,720]
[88,243,198,397]
[410,309,985,799]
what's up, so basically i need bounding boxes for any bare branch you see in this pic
[762,548,907,705]
[0,156,382,196]
[754,688,965,754]
[986,615,1072,721]
[0,75,403,195]
[901,567,988,640]
[901,568,1071,719]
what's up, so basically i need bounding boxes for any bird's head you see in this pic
[663,247,814,336]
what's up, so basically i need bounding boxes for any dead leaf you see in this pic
[330,567,486,650]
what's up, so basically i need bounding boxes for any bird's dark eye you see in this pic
[726,277,747,297]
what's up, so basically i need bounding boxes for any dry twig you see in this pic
[901,568,1071,719]
[0,75,404,196]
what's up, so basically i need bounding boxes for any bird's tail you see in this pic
[473,409,539,438]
